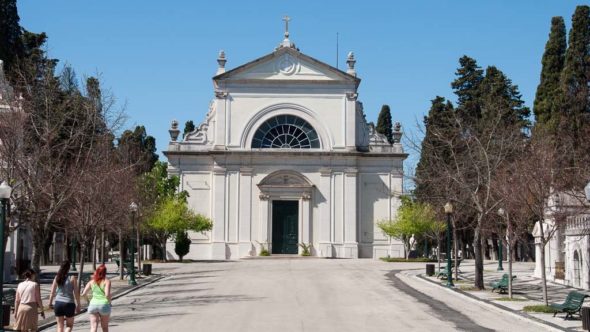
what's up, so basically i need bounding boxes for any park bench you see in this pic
[549,290,589,319]
[490,273,516,293]
[2,288,16,311]
[436,259,462,279]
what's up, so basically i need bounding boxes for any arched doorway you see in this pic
[573,250,581,287]
[258,170,313,255]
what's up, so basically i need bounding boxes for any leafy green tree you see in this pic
[147,197,212,261]
[183,120,195,139]
[533,17,566,131]
[376,105,393,144]
[174,231,191,262]
[377,196,436,259]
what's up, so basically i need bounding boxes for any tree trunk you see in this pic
[31,232,44,273]
[119,229,124,280]
[77,243,85,291]
[92,234,97,271]
[473,227,485,289]
[100,228,105,264]
[538,223,549,305]
[162,239,167,262]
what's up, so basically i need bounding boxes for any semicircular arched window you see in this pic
[251,115,320,149]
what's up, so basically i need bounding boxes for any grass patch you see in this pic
[456,284,478,291]
[522,305,558,313]
[495,297,527,302]
[380,257,436,262]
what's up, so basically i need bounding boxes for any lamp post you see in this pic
[0,181,13,332]
[497,227,504,271]
[128,202,138,286]
[444,202,454,287]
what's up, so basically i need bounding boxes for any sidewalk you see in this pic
[3,261,162,331]
[415,260,590,331]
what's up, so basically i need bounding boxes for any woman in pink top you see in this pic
[14,268,45,331]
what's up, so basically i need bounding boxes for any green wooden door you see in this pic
[272,201,299,254]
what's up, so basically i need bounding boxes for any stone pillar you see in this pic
[300,192,312,254]
[213,91,228,149]
[318,168,332,257]
[258,193,270,254]
[211,166,227,259]
[238,168,253,256]
[345,93,358,151]
[343,168,358,258]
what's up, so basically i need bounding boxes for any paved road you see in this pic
[44,259,549,332]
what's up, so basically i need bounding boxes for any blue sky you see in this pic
[18,1,584,174]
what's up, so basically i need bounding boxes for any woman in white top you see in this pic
[14,268,45,331]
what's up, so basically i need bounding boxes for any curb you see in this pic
[37,274,165,331]
[406,271,568,332]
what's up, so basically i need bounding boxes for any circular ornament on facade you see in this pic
[277,55,298,76]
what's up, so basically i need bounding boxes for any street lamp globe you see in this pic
[129,202,138,213]
[444,202,453,214]
[498,208,505,217]
[0,181,12,199]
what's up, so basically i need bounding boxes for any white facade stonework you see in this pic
[533,192,590,290]
[164,37,407,260]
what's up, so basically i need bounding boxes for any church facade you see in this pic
[164,32,407,260]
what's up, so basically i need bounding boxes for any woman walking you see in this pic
[14,268,44,332]
[48,261,81,332]
[81,265,111,332]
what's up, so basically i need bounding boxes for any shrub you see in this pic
[174,231,191,262]
[257,242,270,256]
[299,243,312,256]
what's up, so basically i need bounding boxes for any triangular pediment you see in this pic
[214,48,359,85]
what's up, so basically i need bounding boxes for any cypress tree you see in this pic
[414,96,455,202]
[480,66,530,131]
[451,56,484,125]
[533,17,566,130]
[559,5,590,149]
[183,120,195,139]
[376,105,393,144]
[0,0,23,72]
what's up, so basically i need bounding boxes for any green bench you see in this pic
[436,259,462,279]
[549,290,589,319]
[2,288,16,311]
[491,273,516,293]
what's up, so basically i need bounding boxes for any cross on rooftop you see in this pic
[283,15,291,38]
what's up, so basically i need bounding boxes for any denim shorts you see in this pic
[87,303,111,315]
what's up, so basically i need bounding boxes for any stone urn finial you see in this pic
[169,119,180,142]
[392,122,402,144]
[216,50,227,75]
[347,52,356,76]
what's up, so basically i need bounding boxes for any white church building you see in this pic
[164,27,407,260]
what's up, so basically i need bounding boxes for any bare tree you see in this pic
[416,107,523,289]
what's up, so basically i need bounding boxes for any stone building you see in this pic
[164,29,407,260]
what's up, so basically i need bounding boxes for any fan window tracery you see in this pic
[251,115,320,149]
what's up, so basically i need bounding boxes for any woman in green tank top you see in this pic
[82,264,112,332]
